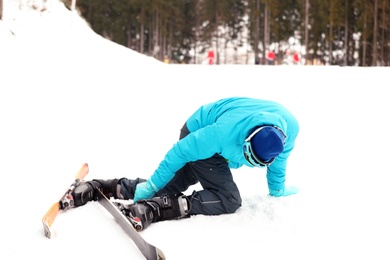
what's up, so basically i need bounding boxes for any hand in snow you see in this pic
[269,186,299,197]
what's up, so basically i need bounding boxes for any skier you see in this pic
[266,50,276,65]
[207,50,215,65]
[72,97,300,230]
[293,52,300,65]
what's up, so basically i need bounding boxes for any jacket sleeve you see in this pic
[266,118,299,191]
[150,124,222,190]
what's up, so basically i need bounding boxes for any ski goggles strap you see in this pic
[243,126,286,167]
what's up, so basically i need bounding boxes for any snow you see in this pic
[1,1,390,260]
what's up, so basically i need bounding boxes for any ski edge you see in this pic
[97,190,166,260]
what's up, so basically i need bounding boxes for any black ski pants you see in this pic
[157,123,242,216]
[120,123,242,216]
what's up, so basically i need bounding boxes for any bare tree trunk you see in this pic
[362,3,367,66]
[161,18,165,61]
[304,0,309,65]
[344,0,348,66]
[254,0,260,65]
[194,1,200,64]
[160,20,164,61]
[262,2,268,64]
[264,2,269,48]
[372,0,378,66]
[224,36,228,64]
[153,10,159,58]
[127,16,131,48]
[167,17,172,63]
[215,10,219,64]
[140,4,145,54]
[329,0,334,64]
[380,0,385,65]
[0,0,3,20]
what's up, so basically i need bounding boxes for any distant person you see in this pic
[71,97,300,230]
[207,50,215,65]
[255,56,260,65]
[293,52,300,65]
[164,55,169,64]
[266,50,276,65]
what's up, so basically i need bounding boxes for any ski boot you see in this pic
[125,194,191,231]
[71,179,121,207]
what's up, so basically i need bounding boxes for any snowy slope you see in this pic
[1,1,390,260]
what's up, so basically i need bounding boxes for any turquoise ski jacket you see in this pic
[150,97,299,192]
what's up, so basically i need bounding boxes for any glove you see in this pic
[269,186,299,197]
[133,179,159,203]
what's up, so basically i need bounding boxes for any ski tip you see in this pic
[42,202,61,239]
[42,221,52,239]
[156,248,166,260]
[76,163,89,179]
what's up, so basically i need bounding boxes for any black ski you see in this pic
[97,190,166,260]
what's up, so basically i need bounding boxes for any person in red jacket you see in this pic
[293,52,300,64]
[207,50,215,65]
[266,50,276,65]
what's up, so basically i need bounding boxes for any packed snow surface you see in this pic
[1,1,389,259]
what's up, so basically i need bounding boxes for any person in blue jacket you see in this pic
[72,97,300,230]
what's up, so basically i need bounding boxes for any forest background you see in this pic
[1,0,389,66]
